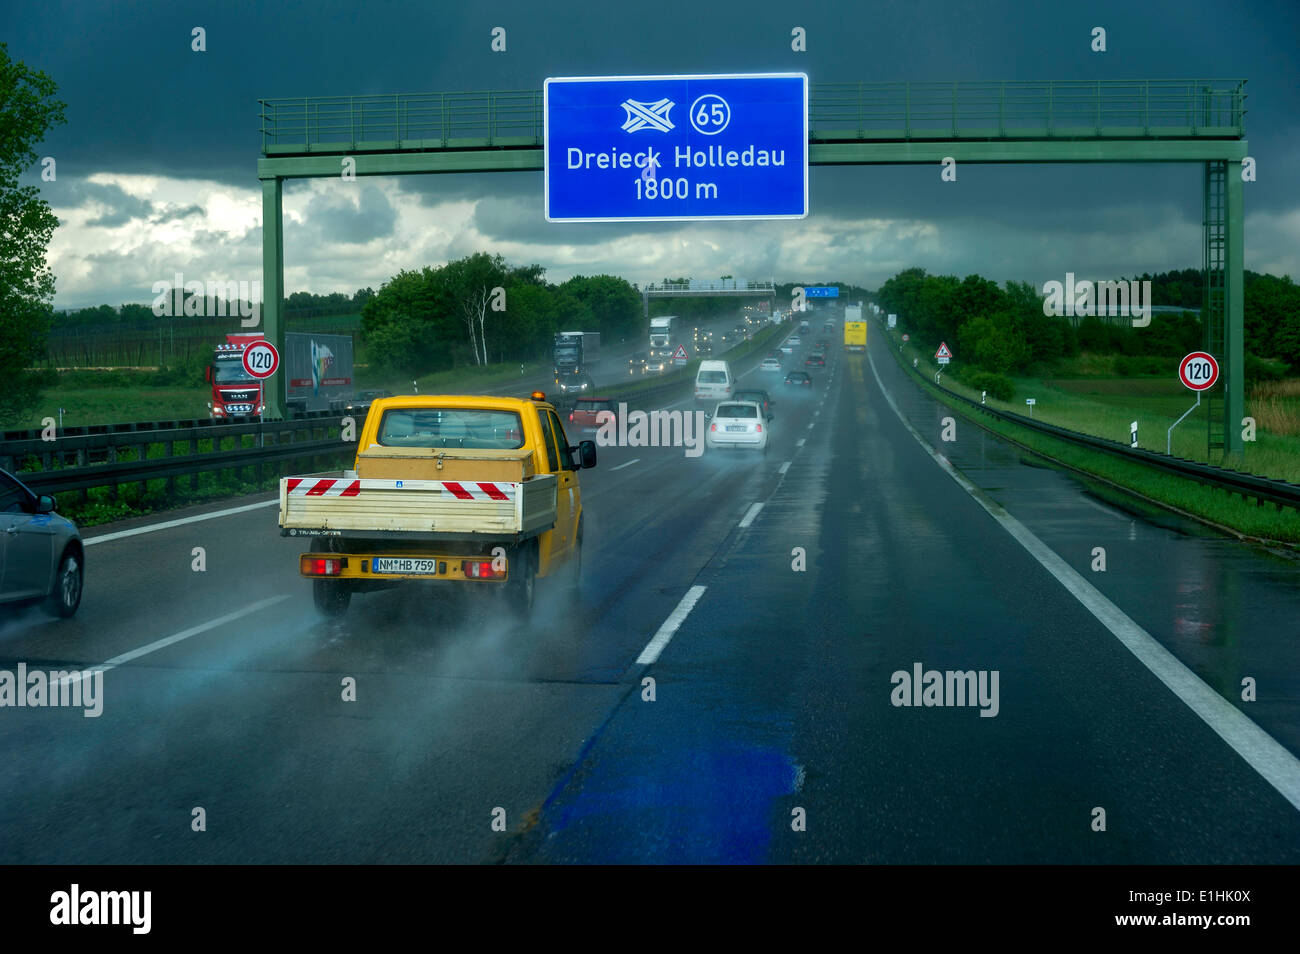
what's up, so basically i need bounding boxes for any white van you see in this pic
[695,360,733,401]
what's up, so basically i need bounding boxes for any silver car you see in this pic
[0,469,83,617]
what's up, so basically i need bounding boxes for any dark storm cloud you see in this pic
[54,180,156,227]
[10,0,1300,303]
[301,183,398,244]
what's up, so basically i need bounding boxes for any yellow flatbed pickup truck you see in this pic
[279,391,597,617]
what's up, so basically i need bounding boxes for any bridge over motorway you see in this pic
[256,78,1248,455]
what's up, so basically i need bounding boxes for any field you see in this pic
[15,359,557,431]
[884,338,1300,544]
[894,339,1300,484]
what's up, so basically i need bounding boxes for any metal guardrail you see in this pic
[259,79,1247,154]
[1,415,355,497]
[896,342,1300,513]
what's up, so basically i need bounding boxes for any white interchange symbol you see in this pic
[621,98,675,133]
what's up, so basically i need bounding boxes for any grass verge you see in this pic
[882,332,1300,548]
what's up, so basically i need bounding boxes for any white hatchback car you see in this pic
[706,401,768,452]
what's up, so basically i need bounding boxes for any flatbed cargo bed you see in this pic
[278,473,557,540]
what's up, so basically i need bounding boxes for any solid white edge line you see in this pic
[738,502,763,528]
[636,585,707,666]
[88,595,293,675]
[609,458,641,472]
[84,498,280,546]
[867,348,1300,813]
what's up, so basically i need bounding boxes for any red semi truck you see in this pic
[206,333,268,419]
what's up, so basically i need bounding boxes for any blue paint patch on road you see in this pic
[545,742,800,863]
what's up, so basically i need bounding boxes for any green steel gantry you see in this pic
[257,79,1248,457]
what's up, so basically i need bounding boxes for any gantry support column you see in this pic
[1224,166,1245,458]
[260,176,286,420]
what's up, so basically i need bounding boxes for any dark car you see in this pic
[557,371,595,393]
[732,388,774,419]
[0,469,83,617]
[697,341,714,356]
[784,372,813,388]
[628,352,649,374]
[805,353,826,367]
[345,389,393,415]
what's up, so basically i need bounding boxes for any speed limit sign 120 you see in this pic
[242,340,280,379]
[1178,351,1219,391]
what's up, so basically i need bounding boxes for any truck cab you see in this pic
[281,392,596,618]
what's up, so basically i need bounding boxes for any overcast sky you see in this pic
[10,0,1300,309]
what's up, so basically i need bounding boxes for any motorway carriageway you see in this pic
[1,324,1298,863]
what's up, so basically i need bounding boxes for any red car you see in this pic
[569,396,617,432]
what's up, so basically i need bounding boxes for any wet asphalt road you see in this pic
[2,318,1298,863]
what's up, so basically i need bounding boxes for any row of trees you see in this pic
[877,267,1300,376]
[0,43,66,424]
[361,252,643,376]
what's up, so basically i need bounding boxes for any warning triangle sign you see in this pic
[935,342,952,359]
[672,345,689,359]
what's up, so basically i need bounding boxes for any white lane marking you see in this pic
[806,422,815,430]
[797,438,806,447]
[84,498,279,546]
[609,458,641,472]
[738,502,763,528]
[87,596,292,675]
[867,350,1300,813]
[636,585,707,665]
[779,460,791,475]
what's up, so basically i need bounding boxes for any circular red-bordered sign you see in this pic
[242,341,280,379]
[1178,351,1219,391]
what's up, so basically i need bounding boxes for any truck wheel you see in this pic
[501,542,537,620]
[42,549,83,618]
[569,523,583,601]
[313,579,351,617]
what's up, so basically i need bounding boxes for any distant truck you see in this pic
[649,315,678,350]
[280,391,597,618]
[844,310,867,353]
[553,331,601,378]
[206,331,354,419]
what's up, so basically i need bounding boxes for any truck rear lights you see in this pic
[755,424,762,432]
[301,556,344,576]
[462,560,505,580]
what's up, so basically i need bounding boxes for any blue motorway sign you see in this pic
[544,73,808,222]
[805,286,839,298]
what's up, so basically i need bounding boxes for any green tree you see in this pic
[0,43,66,423]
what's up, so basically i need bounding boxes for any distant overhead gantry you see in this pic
[640,279,776,317]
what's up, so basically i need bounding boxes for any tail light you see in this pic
[756,424,762,432]
[710,423,717,431]
[301,556,343,576]
[462,560,505,580]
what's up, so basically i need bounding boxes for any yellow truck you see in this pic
[279,391,596,617]
[843,321,867,352]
